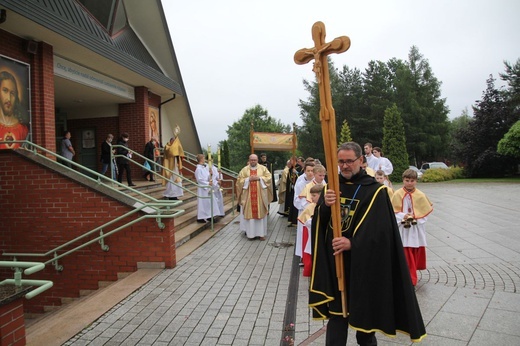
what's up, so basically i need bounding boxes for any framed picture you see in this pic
[0,55,31,149]
[148,106,159,141]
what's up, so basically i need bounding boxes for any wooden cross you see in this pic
[294,21,350,317]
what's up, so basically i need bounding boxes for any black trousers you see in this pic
[326,316,377,346]
[117,163,133,184]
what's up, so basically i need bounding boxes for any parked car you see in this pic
[420,162,448,173]
[408,165,423,179]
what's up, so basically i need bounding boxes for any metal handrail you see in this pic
[0,261,53,299]
[183,150,238,178]
[2,204,184,271]
[112,145,239,228]
[2,140,236,268]
[6,140,183,213]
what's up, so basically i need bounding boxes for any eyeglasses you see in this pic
[338,156,361,166]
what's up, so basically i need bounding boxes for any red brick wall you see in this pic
[0,298,26,346]
[0,151,176,313]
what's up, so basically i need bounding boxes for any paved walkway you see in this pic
[63,182,520,345]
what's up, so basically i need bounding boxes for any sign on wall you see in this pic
[0,55,31,149]
[54,56,134,100]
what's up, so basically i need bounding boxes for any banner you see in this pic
[251,132,296,151]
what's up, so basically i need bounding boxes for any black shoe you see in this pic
[150,179,156,182]
[197,219,207,223]
[168,197,178,200]
[129,184,136,187]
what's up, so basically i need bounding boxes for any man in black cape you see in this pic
[310,142,426,345]
[259,153,277,203]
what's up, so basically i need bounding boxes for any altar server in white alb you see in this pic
[372,146,393,176]
[391,168,433,286]
[211,164,225,218]
[293,160,315,259]
[195,154,220,223]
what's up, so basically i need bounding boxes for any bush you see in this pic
[421,167,465,182]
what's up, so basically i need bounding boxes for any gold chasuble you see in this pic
[236,164,273,220]
[162,137,185,185]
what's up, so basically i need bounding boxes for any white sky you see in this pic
[162,0,520,149]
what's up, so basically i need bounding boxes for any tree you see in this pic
[500,59,520,109]
[336,66,365,143]
[339,119,352,144]
[219,140,230,168]
[297,47,450,166]
[382,104,409,180]
[497,120,520,158]
[455,76,515,177]
[448,108,472,167]
[298,59,345,160]
[225,105,290,172]
[401,46,449,164]
[361,60,393,144]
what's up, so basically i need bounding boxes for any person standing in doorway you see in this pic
[100,133,116,179]
[116,132,135,187]
[60,131,75,168]
[143,136,157,182]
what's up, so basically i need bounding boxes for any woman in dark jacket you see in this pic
[116,132,135,186]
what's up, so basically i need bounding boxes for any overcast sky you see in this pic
[162,0,520,150]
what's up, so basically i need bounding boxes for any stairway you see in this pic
[123,176,237,249]
[24,177,238,344]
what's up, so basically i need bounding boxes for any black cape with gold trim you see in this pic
[309,169,426,342]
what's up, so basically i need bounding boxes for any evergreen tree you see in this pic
[336,66,365,143]
[339,119,352,144]
[402,46,449,164]
[219,140,230,168]
[382,104,409,180]
[361,60,393,144]
[298,59,343,160]
[500,58,520,109]
[297,46,450,165]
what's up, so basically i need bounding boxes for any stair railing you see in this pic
[12,140,183,216]
[119,146,239,229]
[2,204,182,272]
[0,261,53,299]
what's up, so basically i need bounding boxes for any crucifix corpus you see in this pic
[294,21,351,317]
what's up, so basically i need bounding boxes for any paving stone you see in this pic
[62,184,520,346]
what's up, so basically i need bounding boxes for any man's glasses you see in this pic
[338,156,361,166]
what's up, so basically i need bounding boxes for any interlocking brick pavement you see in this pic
[64,182,520,346]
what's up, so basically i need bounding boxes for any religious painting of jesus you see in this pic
[0,55,31,149]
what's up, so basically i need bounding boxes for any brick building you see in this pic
[0,1,202,341]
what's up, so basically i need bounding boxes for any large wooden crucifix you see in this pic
[294,21,351,317]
